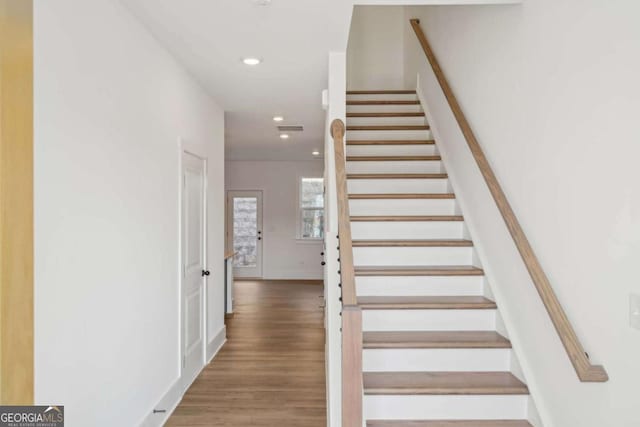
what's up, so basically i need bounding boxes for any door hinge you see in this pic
[183,355,186,368]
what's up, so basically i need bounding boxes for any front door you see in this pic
[181,152,206,388]
[227,191,263,278]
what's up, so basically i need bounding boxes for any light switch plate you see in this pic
[630,293,640,330]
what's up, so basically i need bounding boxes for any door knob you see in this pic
[258,237,262,240]
[202,270,211,276]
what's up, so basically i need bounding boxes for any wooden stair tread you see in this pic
[349,193,455,200]
[347,140,434,145]
[347,155,441,161]
[347,125,430,131]
[355,266,484,276]
[350,215,464,222]
[347,112,425,117]
[348,173,447,179]
[363,372,529,395]
[353,239,472,247]
[367,421,532,427]
[363,331,511,349]
[347,90,416,95]
[358,296,496,310]
[347,100,420,105]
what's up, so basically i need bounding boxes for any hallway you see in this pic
[167,280,326,426]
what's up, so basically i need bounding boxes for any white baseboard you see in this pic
[207,325,227,364]
[263,271,323,280]
[138,378,183,427]
[138,326,226,427]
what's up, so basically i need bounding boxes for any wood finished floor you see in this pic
[167,279,326,426]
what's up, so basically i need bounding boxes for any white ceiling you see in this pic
[122,0,342,161]
[121,1,519,161]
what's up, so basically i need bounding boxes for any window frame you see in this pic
[296,176,325,241]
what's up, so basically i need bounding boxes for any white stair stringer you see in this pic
[343,90,541,427]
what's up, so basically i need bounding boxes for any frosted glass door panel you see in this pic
[227,191,263,278]
[233,197,258,267]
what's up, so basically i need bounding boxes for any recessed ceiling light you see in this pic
[280,134,290,140]
[253,0,271,5]
[273,116,284,122]
[312,150,320,156]
[242,57,261,66]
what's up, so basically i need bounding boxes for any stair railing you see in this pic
[331,118,364,425]
[410,18,607,382]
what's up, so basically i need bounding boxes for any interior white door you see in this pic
[227,190,263,278]
[181,152,206,388]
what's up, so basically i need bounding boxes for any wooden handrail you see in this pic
[410,19,608,382]
[332,119,357,307]
[331,118,363,426]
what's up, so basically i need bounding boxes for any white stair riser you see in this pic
[346,144,437,157]
[349,199,456,216]
[348,179,448,194]
[347,116,426,126]
[363,348,511,372]
[351,222,464,240]
[346,93,418,101]
[363,309,496,331]
[346,160,443,174]
[347,129,432,140]
[347,104,423,113]
[353,246,473,266]
[364,395,528,420]
[356,276,483,297]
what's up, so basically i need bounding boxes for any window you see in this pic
[299,177,324,239]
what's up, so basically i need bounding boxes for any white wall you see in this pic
[404,3,640,426]
[324,51,347,427]
[225,160,324,280]
[33,1,225,426]
[347,6,406,90]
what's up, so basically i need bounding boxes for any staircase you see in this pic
[344,90,537,426]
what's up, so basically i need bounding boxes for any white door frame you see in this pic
[179,142,208,391]
[226,190,263,279]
